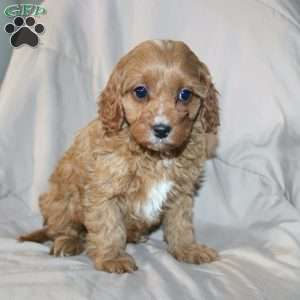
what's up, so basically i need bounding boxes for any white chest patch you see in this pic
[137,180,173,221]
[139,180,173,222]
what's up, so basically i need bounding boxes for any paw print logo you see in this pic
[4,16,44,48]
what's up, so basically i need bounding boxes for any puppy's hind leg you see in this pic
[39,189,86,257]
[19,224,86,256]
[49,224,86,257]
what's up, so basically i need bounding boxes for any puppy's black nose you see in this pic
[152,123,172,139]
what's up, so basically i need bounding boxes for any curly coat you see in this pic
[19,40,219,273]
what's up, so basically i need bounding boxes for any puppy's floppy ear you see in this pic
[199,72,220,158]
[98,69,124,134]
[197,66,220,134]
[200,82,219,134]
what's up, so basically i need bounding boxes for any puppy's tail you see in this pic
[18,227,50,243]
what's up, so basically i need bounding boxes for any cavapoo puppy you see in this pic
[19,40,219,273]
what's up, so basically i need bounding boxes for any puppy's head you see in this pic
[99,40,219,152]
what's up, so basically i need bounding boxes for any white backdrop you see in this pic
[0,1,300,299]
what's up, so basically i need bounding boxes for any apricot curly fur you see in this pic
[19,40,219,273]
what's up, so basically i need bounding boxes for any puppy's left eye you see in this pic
[133,86,148,99]
[177,88,192,103]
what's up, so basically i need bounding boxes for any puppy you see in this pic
[19,40,219,273]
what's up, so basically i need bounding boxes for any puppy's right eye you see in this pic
[133,86,148,99]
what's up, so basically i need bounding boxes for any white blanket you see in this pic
[0,0,300,299]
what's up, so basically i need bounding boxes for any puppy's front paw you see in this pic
[95,254,138,273]
[170,243,218,264]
